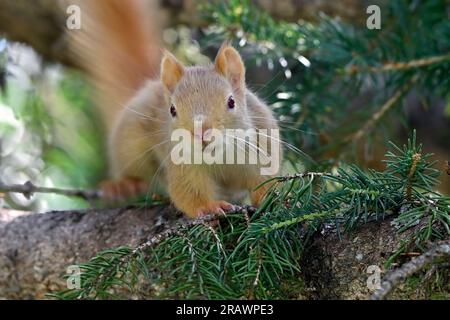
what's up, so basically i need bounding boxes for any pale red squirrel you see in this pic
[69,0,282,218]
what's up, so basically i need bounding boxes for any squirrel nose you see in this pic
[193,124,212,142]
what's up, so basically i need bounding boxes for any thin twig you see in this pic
[371,239,450,300]
[347,75,418,144]
[132,206,254,254]
[278,172,330,182]
[346,54,450,75]
[0,181,100,201]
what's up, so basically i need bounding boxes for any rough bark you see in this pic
[301,219,450,300]
[301,218,414,299]
[0,205,177,299]
[0,206,440,300]
[0,0,370,68]
[371,240,450,300]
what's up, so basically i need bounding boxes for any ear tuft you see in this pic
[214,42,245,92]
[161,51,184,93]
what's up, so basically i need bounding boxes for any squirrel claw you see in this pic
[195,200,235,227]
[196,200,235,218]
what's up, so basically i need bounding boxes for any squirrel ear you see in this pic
[161,51,184,93]
[215,43,245,93]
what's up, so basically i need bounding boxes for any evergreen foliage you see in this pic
[200,0,450,160]
[52,131,450,299]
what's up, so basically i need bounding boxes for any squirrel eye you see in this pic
[227,96,235,109]
[170,104,177,117]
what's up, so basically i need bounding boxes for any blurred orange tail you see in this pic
[67,0,161,131]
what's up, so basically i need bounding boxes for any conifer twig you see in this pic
[347,75,418,144]
[0,181,100,201]
[371,240,450,300]
[346,53,450,75]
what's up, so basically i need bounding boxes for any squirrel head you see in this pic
[160,43,251,137]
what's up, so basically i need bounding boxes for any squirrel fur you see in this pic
[69,0,282,218]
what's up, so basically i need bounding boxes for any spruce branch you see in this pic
[371,240,450,300]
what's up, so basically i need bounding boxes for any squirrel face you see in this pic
[161,44,252,141]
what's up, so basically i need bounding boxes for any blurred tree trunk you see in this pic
[0,0,71,66]
[0,0,369,68]
[0,206,429,300]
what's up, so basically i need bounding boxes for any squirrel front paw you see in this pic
[99,177,149,202]
[195,200,235,217]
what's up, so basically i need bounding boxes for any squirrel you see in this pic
[69,0,282,218]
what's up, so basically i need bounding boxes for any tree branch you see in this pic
[371,240,450,300]
[0,181,99,201]
[0,204,428,299]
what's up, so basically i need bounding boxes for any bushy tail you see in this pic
[67,0,161,131]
